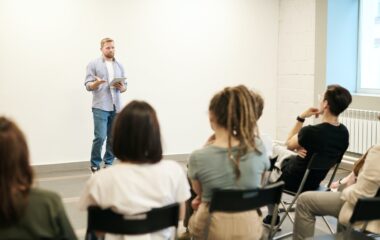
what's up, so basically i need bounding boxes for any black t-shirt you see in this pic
[281,122,349,192]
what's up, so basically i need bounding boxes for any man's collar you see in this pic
[101,56,115,62]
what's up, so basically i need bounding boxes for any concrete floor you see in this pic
[34,159,350,240]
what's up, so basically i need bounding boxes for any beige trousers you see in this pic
[188,202,263,240]
[293,191,345,240]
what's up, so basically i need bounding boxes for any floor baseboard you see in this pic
[33,154,190,174]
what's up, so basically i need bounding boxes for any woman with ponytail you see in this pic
[187,85,270,240]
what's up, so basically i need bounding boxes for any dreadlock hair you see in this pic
[209,85,260,180]
[251,90,264,120]
[0,117,33,225]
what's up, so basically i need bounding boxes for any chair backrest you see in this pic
[86,203,179,236]
[209,181,284,213]
[306,152,343,190]
[308,152,343,171]
[350,197,380,224]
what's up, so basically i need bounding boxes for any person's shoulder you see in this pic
[372,144,380,149]
[88,57,102,66]
[338,123,349,132]
[298,124,318,136]
[29,188,62,205]
[159,159,183,170]
[254,137,265,150]
[192,145,217,155]
[157,160,187,179]
[114,58,124,66]
[370,144,380,152]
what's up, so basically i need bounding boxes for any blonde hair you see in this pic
[209,85,260,179]
[100,38,114,48]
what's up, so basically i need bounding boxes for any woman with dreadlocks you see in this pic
[187,85,270,240]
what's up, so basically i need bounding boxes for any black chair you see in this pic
[313,196,380,240]
[273,152,343,239]
[85,203,179,240]
[208,181,285,239]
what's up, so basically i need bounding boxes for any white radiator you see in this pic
[340,109,380,154]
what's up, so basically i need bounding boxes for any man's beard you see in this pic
[104,52,114,58]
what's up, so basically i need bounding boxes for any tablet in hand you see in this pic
[110,77,127,86]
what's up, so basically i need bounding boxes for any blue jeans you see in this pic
[90,108,116,168]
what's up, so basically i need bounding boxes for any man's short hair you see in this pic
[100,38,114,48]
[324,84,352,116]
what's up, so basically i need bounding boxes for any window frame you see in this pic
[356,0,380,95]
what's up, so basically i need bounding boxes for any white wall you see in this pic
[0,0,279,165]
[276,0,316,140]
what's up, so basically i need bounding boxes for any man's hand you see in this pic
[113,82,126,92]
[299,107,320,119]
[90,76,106,90]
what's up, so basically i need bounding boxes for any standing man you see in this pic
[85,38,127,173]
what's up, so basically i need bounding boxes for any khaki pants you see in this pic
[188,202,263,240]
[293,191,345,240]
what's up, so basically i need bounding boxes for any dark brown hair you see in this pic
[0,117,33,225]
[112,101,162,163]
[251,91,264,119]
[209,85,260,179]
[323,84,352,116]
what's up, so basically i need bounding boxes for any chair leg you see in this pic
[272,197,298,240]
[321,216,335,234]
[268,204,280,239]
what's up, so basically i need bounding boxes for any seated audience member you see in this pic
[187,85,270,240]
[0,117,77,240]
[252,90,273,157]
[204,90,273,156]
[79,100,190,239]
[264,84,352,226]
[293,143,380,239]
[179,90,272,240]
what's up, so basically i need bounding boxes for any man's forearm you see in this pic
[286,120,304,143]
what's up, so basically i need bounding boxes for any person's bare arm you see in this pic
[286,107,320,150]
[179,202,186,220]
[191,180,202,210]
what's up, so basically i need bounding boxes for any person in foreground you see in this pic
[79,100,191,240]
[188,85,270,240]
[264,84,352,226]
[293,142,380,239]
[0,117,77,240]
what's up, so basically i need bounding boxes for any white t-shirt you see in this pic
[79,160,190,240]
[260,133,273,157]
[105,60,116,105]
[105,60,115,82]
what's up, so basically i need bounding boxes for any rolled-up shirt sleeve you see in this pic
[85,62,95,91]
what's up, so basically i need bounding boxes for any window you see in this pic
[357,0,380,94]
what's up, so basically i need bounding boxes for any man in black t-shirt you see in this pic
[264,84,352,227]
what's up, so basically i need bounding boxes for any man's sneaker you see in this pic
[90,166,99,174]
[263,215,281,230]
